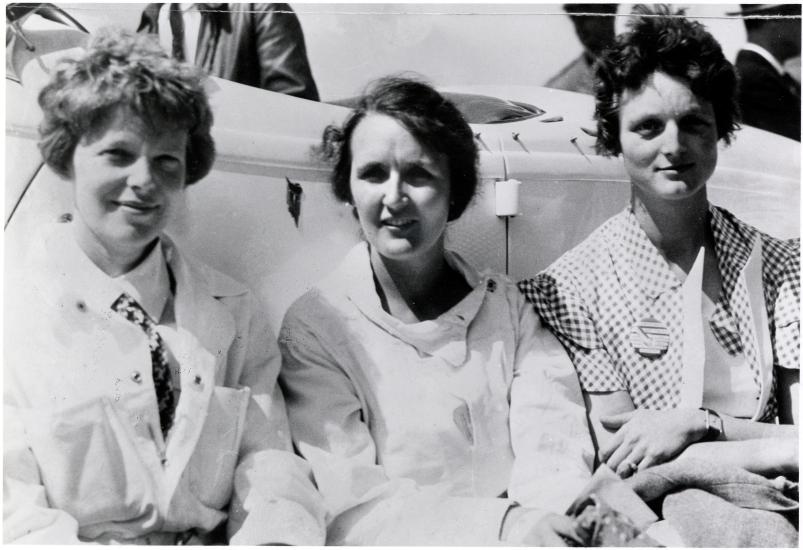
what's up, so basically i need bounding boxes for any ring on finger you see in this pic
[623,460,639,473]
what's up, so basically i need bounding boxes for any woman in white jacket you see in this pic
[279,77,595,545]
[3,28,325,545]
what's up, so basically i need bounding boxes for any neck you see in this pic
[631,189,710,260]
[369,240,449,309]
[73,219,154,277]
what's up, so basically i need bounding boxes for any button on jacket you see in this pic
[4,223,325,544]
[279,242,594,545]
[521,205,799,421]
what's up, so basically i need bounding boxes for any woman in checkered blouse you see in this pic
[520,5,798,478]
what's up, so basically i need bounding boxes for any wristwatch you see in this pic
[700,407,723,441]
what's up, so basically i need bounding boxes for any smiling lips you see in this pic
[381,217,416,229]
[115,200,159,213]
[656,162,694,173]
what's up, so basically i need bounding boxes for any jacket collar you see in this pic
[36,223,243,373]
[740,43,785,76]
[606,208,680,303]
[330,242,493,366]
[709,206,758,302]
[160,233,242,370]
[606,204,758,304]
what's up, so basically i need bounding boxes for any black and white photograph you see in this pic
[5,2,800,546]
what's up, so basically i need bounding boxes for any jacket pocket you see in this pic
[187,386,250,509]
[23,397,158,526]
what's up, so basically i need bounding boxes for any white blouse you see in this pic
[279,242,594,545]
[681,247,763,418]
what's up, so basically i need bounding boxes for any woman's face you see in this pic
[618,71,718,202]
[70,107,188,260]
[348,113,451,263]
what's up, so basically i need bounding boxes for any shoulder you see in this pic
[715,206,798,267]
[282,287,331,330]
[735,50,771,71]
[535,212,621,287]
[250,3,298,20]
[166,239,250,299]
[279,254,359,343]
[735,52,783,88]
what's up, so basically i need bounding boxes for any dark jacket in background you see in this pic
[138,3,319,100]
[735,49,800,141]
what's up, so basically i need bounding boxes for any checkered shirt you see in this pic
[519,205,799,421]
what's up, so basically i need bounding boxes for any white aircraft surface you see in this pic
[6,5,800,328]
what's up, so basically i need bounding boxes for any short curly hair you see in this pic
[319,76,479,222]
[593,4,740,156]
[38,27,215,184]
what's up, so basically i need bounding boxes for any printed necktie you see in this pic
[112,292,175,437]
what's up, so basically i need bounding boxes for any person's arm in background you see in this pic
[224,291,326,545]
[252,4,320,100]
[278,296,582,546]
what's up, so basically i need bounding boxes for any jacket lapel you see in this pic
[159,236,239,496]
[709,207,767,417]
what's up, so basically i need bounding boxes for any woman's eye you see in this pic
[102,148,134,163]
[405,166,434,183]
[356,165,387,183]
[633,119,663,137]
[682,117,712,133]
[156,155,183,173]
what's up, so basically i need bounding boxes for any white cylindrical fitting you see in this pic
[494,179,521,217]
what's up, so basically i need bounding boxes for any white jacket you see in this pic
[4,223,326,544]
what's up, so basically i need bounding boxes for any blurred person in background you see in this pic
[545,3,618,94]
[138,3,319,100]
[731,3,801,140]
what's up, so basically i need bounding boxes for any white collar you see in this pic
[52,222,172,321]
[329,242,496,366]
[113,239,172,323]
[741,43,786,75]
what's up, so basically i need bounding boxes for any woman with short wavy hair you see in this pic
[521,5,798,477]
[4,28,324,544]
[279,76,594,545]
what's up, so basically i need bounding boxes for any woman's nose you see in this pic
[126,157,154,190]
[660,122,685,157]
[381,174,407,208]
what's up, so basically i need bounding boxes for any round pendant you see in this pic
[630,316,670,358]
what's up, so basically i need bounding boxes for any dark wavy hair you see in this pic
[38,27,215,184]
[593,4,740,156]
[319,76,479,221]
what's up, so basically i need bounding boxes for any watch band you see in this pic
[700,407,723,441]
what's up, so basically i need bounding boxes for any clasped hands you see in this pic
[598,407,708,477]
